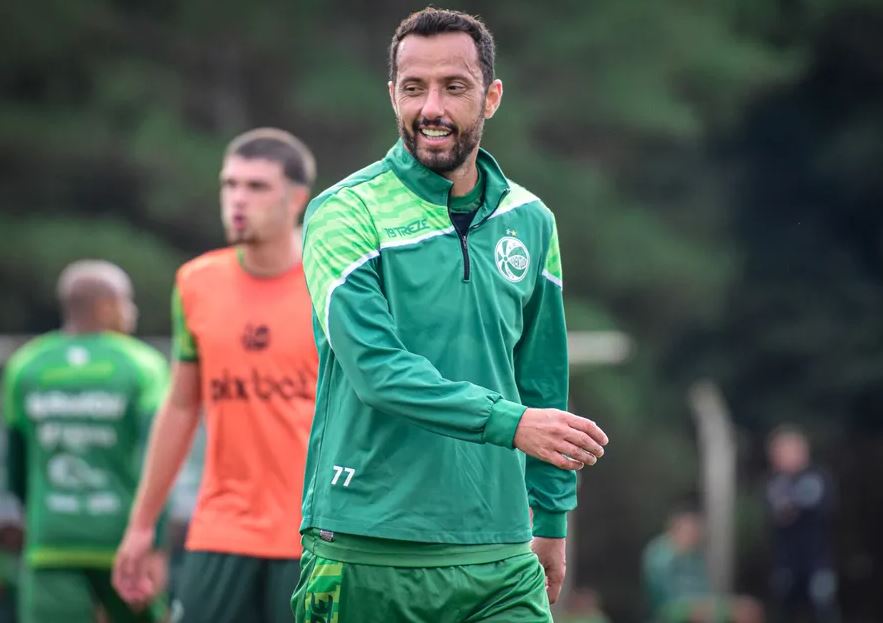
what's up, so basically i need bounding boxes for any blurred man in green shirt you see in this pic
[642,505,763,623]
[3,260,168,623]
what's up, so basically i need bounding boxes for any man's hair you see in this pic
[57,259,131,319]
[225,127,316,187]
[389,7,496,89]
[668,495,702,521]
[767,422,807,446]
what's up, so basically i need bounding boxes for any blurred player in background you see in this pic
[113,128,319,623]
[292,8,607,622]
[3,260,168,623]
[642,504,763,623]
[766,425,839,623]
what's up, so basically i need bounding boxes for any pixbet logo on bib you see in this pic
[494,236,531,282]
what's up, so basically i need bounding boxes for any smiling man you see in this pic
[292,8,609,623]
[112,128,319,623]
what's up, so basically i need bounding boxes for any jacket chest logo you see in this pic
[494,236,530,282]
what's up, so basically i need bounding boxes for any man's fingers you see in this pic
[563,429,604,459]
[553,454,584,471]
[564,413,608,446]
[557,441,598,466]
[543,449,584,471]
[113,549,150,604]
[117,580,151,606]
[544,566,565,604]
[547,577,563,605]
[532,535,567,607]
[113,554,133,593]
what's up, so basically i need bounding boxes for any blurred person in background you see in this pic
[113,128,319,623]
[642,504,763,623]
[766,425,839,623]
[2,260,168,623]
[292,7,608,622]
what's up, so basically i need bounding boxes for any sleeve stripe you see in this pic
[542,269,563,289]
[488,196,536,221]
[323,249,380,346]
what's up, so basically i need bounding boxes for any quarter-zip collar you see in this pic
[384,140,511,223]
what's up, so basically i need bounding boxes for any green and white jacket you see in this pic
[301,140,573,546]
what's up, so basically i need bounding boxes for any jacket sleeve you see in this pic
[303,189,526,447]
[516,214,576,538]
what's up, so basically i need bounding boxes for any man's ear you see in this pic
[93,297,115,328]
[484,79,503,119]
[288,184,310,217]
[388,80,398,115]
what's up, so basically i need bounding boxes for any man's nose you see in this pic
[420,87,445,120]
[228,185,249,207]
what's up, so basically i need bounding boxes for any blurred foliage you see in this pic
[1,0,882,620]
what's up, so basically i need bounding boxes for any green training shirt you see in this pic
[2,331,168,568]
[300,140,574,555]
[642,534,716,622]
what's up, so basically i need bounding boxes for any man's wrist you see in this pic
[128,509,157,533]
[531,508,568,538]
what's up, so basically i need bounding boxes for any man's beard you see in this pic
[225,228,258,245]
[400,113,484,173]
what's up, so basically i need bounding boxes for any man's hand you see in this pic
[145,549,169,600]
[112,524,159,606]
[532,536,566,605]
[514,408,608,470]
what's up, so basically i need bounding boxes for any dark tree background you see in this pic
[1,1,881,620]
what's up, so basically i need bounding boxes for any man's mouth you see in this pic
[419,127,453,138]
[415,119,456,145]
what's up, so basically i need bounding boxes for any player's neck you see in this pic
[239,228,302,277]
[62,319,105,335]
[444,150,480,197]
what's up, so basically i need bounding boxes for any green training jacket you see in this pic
[301,140,574,545]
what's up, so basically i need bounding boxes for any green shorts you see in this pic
[20,566,164,623]
[290,549,551,623]
[172,551,300,623]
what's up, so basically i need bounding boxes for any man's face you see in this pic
[769,433,810,474]
[389,32,502,174]
[219,155,297,245]
[669,513,704,553]
[112,292,138,335]
[98,284,137,335]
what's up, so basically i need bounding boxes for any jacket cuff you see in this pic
[483,399,526,448]
[532,508,568,538]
